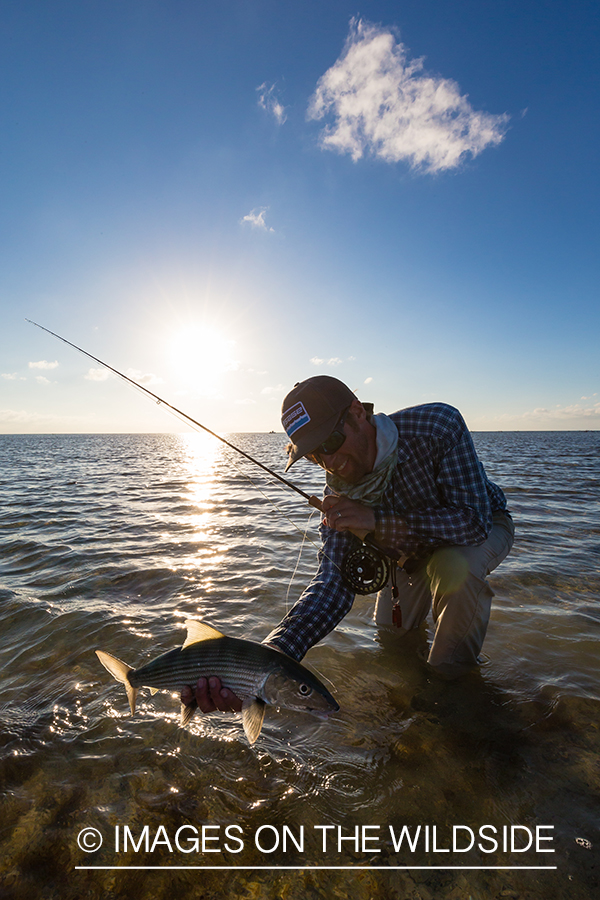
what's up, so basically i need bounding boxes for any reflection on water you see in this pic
[0,431,599,899]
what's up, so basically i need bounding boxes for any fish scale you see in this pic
[131,638,272,696]
[96,619,339,744]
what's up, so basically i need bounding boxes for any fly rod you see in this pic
[27,319,400,582]
[26,319,321,506]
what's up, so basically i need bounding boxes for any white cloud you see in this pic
[0,408,38,424]
[0,408,94,426]
[308,18,509,173]
[261,384,286,396]
[257,82,287,125]
[478,399,600,430]
[84,367,162,386]
[0,408,50,424]
[125,368,164,387]
[2,373,23,380]
[527,401,600,421]
[241,207,274,232]
[35,376,51,385]
[29,360,59,370]
[364,376,373,384]
[310,357,343,367]
[85,368,111,381]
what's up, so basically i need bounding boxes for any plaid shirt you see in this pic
[266,403,508,660]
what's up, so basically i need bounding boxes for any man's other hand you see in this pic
[181,676,243,713]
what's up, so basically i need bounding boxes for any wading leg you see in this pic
[426,513,515,678]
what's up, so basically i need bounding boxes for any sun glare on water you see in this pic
[178,431,223,554]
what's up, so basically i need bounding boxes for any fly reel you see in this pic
[341,544,390,595]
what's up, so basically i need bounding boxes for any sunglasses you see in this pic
[309,408,349,461]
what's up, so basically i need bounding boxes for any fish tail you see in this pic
[95,650,138,715]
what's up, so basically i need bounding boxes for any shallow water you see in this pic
[0,431,599,899]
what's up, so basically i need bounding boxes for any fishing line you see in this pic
[284,509,318,612]
[211,447,349,600]
[26,319,320,508]
[27,319,398,593]
[27,318,342,572]
[215,445,331,560]
[207,447,357,615]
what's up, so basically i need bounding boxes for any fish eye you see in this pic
[298,683,312,696]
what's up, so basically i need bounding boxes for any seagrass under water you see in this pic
[0,430,599,900]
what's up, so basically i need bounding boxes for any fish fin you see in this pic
[95,650,138,715]
[180,700,198,727]
[241,697,266,745]
[182,619,225,649]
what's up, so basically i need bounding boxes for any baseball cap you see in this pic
[281,376,356,471]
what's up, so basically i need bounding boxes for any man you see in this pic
[182,375,514,713]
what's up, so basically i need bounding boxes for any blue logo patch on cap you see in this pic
[283,402,310,437]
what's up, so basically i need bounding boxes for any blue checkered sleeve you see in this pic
[373,405,503,556]
[264,523,355,661]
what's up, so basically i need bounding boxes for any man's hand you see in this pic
[181,677,243,713]
[322,494,376,541]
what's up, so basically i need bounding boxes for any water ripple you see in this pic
[0,432,599,898]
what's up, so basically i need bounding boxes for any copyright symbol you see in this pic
[77,827,103,852]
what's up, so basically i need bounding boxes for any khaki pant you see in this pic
[374,511,515,678]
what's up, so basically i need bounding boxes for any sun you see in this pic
[167,324,239,395]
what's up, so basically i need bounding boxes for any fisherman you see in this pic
[183,375,514,714]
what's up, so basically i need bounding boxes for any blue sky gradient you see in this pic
[1,1,598,433]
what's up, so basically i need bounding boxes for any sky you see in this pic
[1,0,598,434]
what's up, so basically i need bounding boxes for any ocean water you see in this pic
[0,430,599,900]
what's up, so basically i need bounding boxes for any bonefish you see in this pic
[96,619,339,744]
